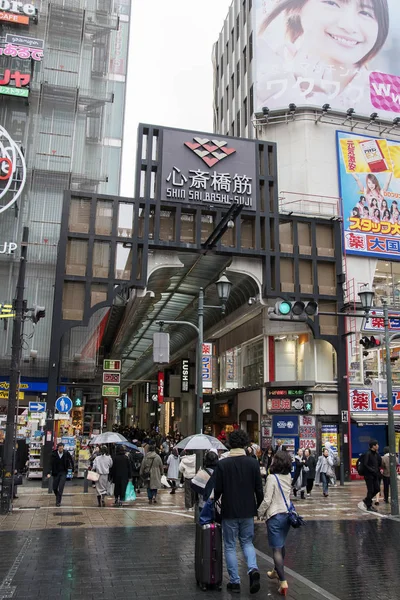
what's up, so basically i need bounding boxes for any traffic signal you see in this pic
[360,336,381,351]
[268,300,318,320]
[32,304,46,324]
[304,393,313,412]
[74,389,83,407]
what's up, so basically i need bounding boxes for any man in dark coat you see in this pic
[363,439,382,512]
[48,442,74,507]
[214,430,263,595]
[129,448,144,494]
[111,446,132,506]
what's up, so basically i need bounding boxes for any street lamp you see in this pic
[156,272,233,435]
[359,286,399,516]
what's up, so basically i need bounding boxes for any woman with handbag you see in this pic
[258,451,293,596]
[92,445,113,507]
[140,444,163,504]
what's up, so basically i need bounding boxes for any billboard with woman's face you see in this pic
[254,0,400,118]
[337,130,400,260]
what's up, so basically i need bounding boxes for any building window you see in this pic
[243,0,247,25]
[236,110,241,136]
[242,339,263,387]
[243,46,247,75]
[236,61,240,87]
[226,85,229,108]
[231,121,235,136]
[231,29,235,53]
[249,33,253,62]
[220,96,224,119]
[221,58,224,79]
[220,347,242,390]
[244,96,248,127]
[231,74,235,100]
[250,84,254,115]
[236,15,240,39]
[372,260,400,307]
[249,0,252,10]
[216,65,219,85]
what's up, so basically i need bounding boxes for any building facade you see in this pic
[212,0,400,476]
[0,0,130,419]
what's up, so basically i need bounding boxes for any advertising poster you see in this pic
[254,0,400,119]
[321,424,338,452]
[337,130,400,260]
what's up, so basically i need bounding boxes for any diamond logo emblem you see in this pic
[184,137,236,168]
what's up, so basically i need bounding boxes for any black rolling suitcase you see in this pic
[195,522,223,591]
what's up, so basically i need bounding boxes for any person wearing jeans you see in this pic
[214,430,264,595]
[315,448,334,498]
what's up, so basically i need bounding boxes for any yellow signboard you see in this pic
[0,390,24,400]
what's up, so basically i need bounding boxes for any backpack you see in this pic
[332,453,340,467]
[356,454,365,476]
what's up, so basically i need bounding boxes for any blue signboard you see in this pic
[55,396,72,413]
[0,379,66,393]
[29,401,46,413]
[272,415,299,436]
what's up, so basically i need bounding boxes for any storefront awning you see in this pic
[351,412,400,424]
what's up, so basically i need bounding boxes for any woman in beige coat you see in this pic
[258,451,292,597]
[140,445,163,504]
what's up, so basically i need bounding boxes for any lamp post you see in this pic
[156,272,232,435]
[358,287,399,516]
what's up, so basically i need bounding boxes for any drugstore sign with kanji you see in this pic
[350,389,400,412]
[362,309,400,332]
[337,130,400,262]
[160,126,257,211]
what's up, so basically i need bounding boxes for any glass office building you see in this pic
[0,0,130,382]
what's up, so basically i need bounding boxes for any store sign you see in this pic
[103,372,120,384]
[267,389,308,413]
[0,125,27,215]
[0,41,43,61]
[5,33,44,48]
[103,398,108,422]
[103,359,121,371]
[115,398,122,410]
[102,385,120,397]
[337,130,400,261]
[157,371,164,404]
[202,356,212,389]
[350,388,400,412]
[0,86,28,98]
[272,415,299,436]
[203,401,211,414]
[145,382,150,403]
[254,0,400,120]
[0,390,24,399]
[0,0,36,24]
[160,127,257,211]
[181,358,189,393]
[202,343,213,356]
[0,241,17,254]
[362,309,400,332]
[0,380,65,393]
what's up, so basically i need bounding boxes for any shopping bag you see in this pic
[87,470,99,482]
[124,481,136,502]
[199,498,215,525]
[161,475,171,488]
[107,481,115,497]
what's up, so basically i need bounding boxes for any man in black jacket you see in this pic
[363,439,381,512]
[214,430,263,595]
[47,443,74,507]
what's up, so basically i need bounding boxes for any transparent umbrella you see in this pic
[176,434,227,451]
[88,432,128,445]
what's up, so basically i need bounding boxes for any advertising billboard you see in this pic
[254,0,400,119]
[160,128,257,211]
[337,130,400,260]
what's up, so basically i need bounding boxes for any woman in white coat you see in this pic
[167,447,180,494]
[92,445,113,507]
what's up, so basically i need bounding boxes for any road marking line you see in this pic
[35,506,193,518]
[0,536,31,599]
[255,548,343,600]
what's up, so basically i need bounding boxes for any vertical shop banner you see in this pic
[337,130,400,260]
[103,398,108,424]
[254,1,400,119]
[181,358,189,393]
[321,425,338,453]
[157,371,164,404]
[202,356,212,389]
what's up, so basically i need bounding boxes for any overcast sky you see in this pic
[120,0,232,197]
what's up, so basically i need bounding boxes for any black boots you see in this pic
[301,491,305,500]
[97,495,101,507]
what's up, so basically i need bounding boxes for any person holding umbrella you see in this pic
[92,445,113,507]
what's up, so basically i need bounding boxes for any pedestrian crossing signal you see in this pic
[0,303,15,319]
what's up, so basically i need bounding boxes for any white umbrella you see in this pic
[176,434,227,451]
[89,432,128,445]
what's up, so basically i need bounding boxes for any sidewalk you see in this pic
[0,481,399,600]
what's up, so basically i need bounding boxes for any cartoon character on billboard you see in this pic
[256,0,391,115]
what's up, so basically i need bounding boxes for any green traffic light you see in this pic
[278,301,291,315]
[75,398,82,407]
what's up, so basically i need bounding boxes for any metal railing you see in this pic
[279,191,341,219]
